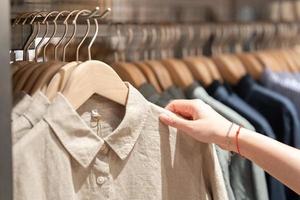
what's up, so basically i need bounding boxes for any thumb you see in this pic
[159,113,193,133]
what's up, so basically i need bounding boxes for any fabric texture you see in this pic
[139,83,171,107]
[165,86,186,99]
[186,81,269,200]
[12,92,50,144]
[14,84,228,200]
[12,92,32,121]
[207,80,286,200]
[139,84,186,107]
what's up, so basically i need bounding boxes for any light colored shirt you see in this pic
[14,84,228,200]
[12,92,32,121]
[12,91,50,144]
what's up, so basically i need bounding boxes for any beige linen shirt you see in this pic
[12,93,32,121]
[12,91,50,144]
[14,84,227,200]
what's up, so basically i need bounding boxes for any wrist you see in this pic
[216,122,240,152]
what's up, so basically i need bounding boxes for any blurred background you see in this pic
[11,0,300,23]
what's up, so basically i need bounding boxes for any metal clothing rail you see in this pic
[10,21,300,51]
[0,0,12,199]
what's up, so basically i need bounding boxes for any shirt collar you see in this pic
[44,83,150,168]
[23,91,50,125]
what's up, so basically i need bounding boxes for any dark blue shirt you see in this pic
[235,75,300,149]
[235,75,300,200]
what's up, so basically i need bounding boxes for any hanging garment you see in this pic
[14,84,228,200]
[261,69,300,120]
[185,81,269,200]
[12,92,32,121]
[206,80,286,200]
[236,74,300,149]
[236,73,300,200]
[185,81,255,131]
[139,83,171,107]
[139,83,186,107]
[12,91,50,144]
[206,81,275,138]
[165,86,186,99]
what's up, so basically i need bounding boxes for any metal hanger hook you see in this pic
[43,10,70,61]
[62,9,91,62]
[34,11,60,62]
[54,9,80,61]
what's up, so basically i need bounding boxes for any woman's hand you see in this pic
[159,99,233,150]
[160,100,300,194]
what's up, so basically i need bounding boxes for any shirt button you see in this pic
[96,176,106,185]
[100,144,109,155]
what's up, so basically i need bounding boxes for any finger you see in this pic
[159,113,193,133]
[165,100,196,118]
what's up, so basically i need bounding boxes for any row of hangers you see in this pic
[12,8,129,110]
[11,7,300,112]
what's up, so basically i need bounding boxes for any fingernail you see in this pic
[160,113,170,120]
[160,113,174,124]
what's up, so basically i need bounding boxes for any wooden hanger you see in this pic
[62,60,128,109]
[144,60,174,91]
[51,10,112,102]
[269,50,290,72]
[161,59,194,89]
[290,49,300,72]
[24,10,72,91]
[197,57,223,82]
[11,61,32,76]
[280,50,299,73]
[254,52,281,72]
[45,61,80,100]
[236,53,264,80]
[134,62,162,93]
[13,62,48,94]
[183,57,213,87]
[212,54,246,85]
[27,62,67,95]
[112,62,147,88]
[28,10,96,95]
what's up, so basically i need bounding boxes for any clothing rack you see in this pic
[10,20,300,62]
[0,0,12,199]
[4,1,300,199]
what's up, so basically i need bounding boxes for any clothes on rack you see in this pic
[261,69,300,119]
[10,10,300,200]
[13,84,228,200]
